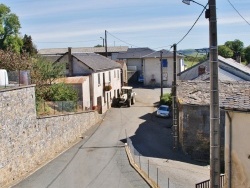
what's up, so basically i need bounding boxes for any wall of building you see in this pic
[178,104,225,162]
[91,69,121,113]
[0,86,100,187]
[225,111,250,188]
[143,57,182,87]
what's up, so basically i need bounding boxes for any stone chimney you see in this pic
[68,47,73,76]
[236,52,241,64]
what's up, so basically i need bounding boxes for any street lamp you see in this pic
[182,0,220,187]
[100,37,104,47]
[182,0,206,8]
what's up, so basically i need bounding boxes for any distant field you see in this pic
[185,61,199,69]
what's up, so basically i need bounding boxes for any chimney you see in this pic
[68,47,73,76]
[236,52,241,64]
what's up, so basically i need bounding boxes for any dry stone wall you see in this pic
[0,85,100,187]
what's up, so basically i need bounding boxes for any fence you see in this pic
[36,100,91,116]
[195,174,225,188]
[126,136,177,188]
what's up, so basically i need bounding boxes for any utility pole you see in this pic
[172,44,178,150]
[105,30,108,57]
[160,50,163,99]
[209,0,220,187]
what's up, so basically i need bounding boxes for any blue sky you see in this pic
[2,0,250,50]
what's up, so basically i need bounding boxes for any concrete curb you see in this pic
[125,144,159,188]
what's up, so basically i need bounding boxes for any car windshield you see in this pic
[159,106,168,111]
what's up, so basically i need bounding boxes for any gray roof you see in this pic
[221,56,250,75]
[142,49,183,58]
[73,53,121,72]
[179,55,250,78]
[177,80,250,111]
[41,55,63,63]
[117,48,155,59]
[39,46,128,55]
[194,67,245,81]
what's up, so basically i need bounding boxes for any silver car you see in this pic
[156,105,170,118]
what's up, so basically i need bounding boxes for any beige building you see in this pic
[222,91,250,188]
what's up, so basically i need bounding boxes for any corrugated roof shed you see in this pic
[39,46,128,55]
[177,80,250,111]
[73,53,121,72]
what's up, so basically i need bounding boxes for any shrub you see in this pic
[160,93,172,106]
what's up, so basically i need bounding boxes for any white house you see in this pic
[44,49,122,114]
[117,47,155,83]
[142,49,184,87]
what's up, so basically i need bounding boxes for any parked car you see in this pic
[138,75,144,83]
[156,105,170,118]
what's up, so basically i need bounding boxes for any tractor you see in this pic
[117,86,136,107]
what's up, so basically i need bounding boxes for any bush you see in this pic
[160,93,172,106]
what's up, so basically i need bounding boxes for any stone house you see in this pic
[221,86,250,188]
[177,80,250,165]
[43,50,122,114]
[179,55,250,81]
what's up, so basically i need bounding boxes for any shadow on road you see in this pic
[121,111,208,166]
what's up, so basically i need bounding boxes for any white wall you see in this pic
[127,59,143,72]
[144,57,183,87]
[91,69,121,113]
[225,111,250,188]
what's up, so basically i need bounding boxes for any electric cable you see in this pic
[227,0,250,26]
[176,2,208,46]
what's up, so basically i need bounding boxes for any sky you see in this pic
[2,0,250,51]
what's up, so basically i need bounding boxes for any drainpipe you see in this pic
[226,111,232,188]
[68,47,73,76]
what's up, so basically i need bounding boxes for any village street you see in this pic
[13,86,209,188]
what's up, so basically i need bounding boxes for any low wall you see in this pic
[0,86,100,187]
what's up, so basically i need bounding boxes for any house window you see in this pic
[162,59,168,67]
[109,71,111,82]
[114,70,116,78]
[117,70,119,79]
[98,73,101,85]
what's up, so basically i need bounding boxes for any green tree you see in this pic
[225,39,244,60]
[0,4,22,52]
[245,46,250,64]
[218,45,233,58]
[22,34,38,56]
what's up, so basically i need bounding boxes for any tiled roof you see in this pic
[39,46,128,55]
[222,56,250,75]
[177,80,250,111]
[73,53,121,72]
[55,76,88,84]
[117,47,155,59]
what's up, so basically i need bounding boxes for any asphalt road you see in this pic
[13,86,209,188]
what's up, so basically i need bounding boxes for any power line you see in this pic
[227,0,250,26]
[107,31,140,48]
[176,2,208,46]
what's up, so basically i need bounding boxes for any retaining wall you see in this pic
[0,85,100,187]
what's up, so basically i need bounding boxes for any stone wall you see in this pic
[0,85,100,187]
[179,104,225,162]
